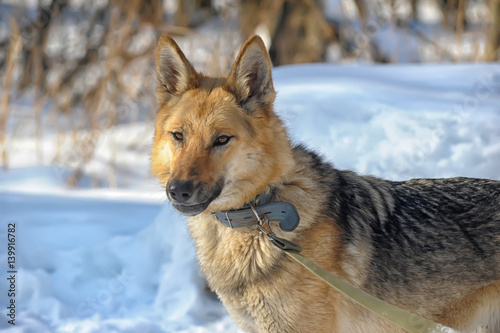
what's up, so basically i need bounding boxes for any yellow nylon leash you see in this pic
[281,248,459,333]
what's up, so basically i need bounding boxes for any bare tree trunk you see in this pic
[440,0,468,31]
[354,0,368,28]
[174,0,214,28]
[0,19,22,169]
[411,0,418,20]
[19,0,68,91]
[240,0,331,66]
[485,0,500,61]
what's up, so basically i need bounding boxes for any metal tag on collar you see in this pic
[248,203,302,253]
[248,202,275,238]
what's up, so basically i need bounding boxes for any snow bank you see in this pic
[274,64,500,181]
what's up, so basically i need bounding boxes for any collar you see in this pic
[213,189,300,232]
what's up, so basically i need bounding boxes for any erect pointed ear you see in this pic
[156,35,199,103]
[225,35,275,113]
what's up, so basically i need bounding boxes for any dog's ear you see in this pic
[156,35,198,104]
[225,35,275,113]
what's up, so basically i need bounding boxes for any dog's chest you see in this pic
[215,274,301,332]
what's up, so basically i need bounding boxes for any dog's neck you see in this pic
[212,188,300,232]
[212,189,276,227]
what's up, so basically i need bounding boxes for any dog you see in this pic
[150,35,500,332]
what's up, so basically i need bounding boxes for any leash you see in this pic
[246,203,459,333]
[280,249,458,333]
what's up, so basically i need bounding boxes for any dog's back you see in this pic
[372,177,500,331]
[363,177,500,296]
[344,175,500,296]
[336,173,500,295]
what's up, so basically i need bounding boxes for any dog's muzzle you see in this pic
[166,179,223,216]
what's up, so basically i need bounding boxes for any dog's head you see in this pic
[151,35,293,216]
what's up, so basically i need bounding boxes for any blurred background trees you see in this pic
[0,0,498,186]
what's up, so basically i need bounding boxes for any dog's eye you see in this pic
[214,135,231,146]
[172,132,184,142]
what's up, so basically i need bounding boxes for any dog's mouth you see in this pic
[172,201,212,216]
[167,178,224,216]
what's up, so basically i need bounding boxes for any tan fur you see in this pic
[151,35,500,332]
[438,283,500,332]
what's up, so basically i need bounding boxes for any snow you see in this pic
[274,64,500,180]
[1,63,500,332]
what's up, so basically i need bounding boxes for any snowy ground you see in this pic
[1,63,500,332]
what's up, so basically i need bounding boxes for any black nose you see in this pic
[167,179,194,204]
